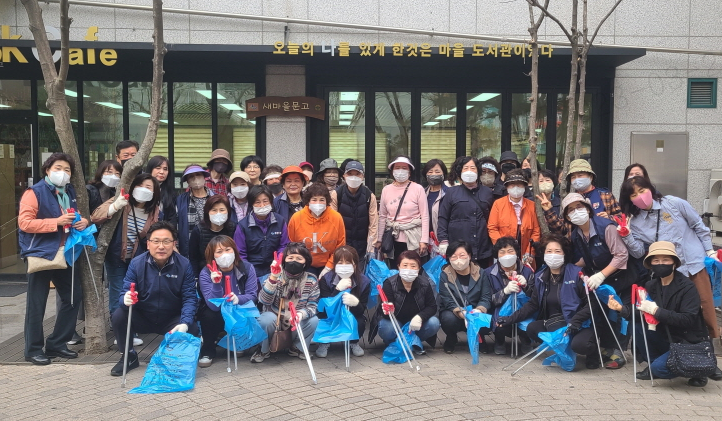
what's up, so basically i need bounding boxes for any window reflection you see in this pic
[173,82,213,175]
[375,92,411,194]
[84,81,123,175]
[466,93,501,159]
[421,92,456,167]
[329,91,365,168]
[217,83,256,168]
[128,81,169,159]
[0,80,31,110]
[38,81,79,169]
[556,93,592,169]
[511,93,547,167]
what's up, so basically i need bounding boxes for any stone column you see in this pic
[264,65,306,167]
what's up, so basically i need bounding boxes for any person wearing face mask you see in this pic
[235,186,290,278]
[196,235,258,367]
[254,243,320,363]
[564,159,621,220]
[86,160,123,214]
[336,161,378,259]
[261,164,285,198]
[478,157,505,201]
[369,250,440,351]
[115,140,139,166]
[317,158,343,191]
[316,246,371,358]
[487,169,540,268]
[288,183,346,278]
[176,165,215,257]
[226,171,251,223]
[497,234,609,370]
[299,161,315,184]
[274,166,310,223]
[486,237,534,355]
[618,176,721,340]
[188,195,237,278]
[499,151,521,182]
[146,155,178,226]
[375,156,430,268]
[607,241,722,386]
[204,149,233,196]
[535,169,561,216]
[438,241,492,354]
[422,159,448,238]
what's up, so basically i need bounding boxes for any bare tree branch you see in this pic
[527,0,574,42]
[57,0,70,82]
[589,0,622,46]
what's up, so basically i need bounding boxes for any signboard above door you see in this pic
[245,96,325,120]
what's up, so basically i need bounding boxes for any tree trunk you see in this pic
[574,0,589,160]
[558,0,579,196]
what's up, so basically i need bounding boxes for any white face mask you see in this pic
[539,181,554,195]
[132,187,154,203]
[461,171,478,184]
[254,204,272,217]
[309,203,326,216]
[231,185,249,199]
[544,253,565,270]
[450,258,470,272]
[335,264,355,279]
[188,177,205,189]
[102,174,120,188]
[209,212,228,226]
[399,269,418,282]
[498,254,517,268]
[508,186,525,199]
[568,208,590,226]
[215,252,235,269]
[345,176,363,189]
[392,169,410,183]
[48,170,70,187]
[571,176,591,191]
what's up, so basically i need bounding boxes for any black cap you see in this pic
[499,151,520,165]
[344,161,364,174]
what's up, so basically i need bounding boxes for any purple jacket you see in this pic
[198,260,258,311]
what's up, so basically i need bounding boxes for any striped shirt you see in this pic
[259,273,320,320]
[127,207,149,255]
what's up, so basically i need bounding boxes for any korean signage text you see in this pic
[246,96,325,120]
[271,41,553,58]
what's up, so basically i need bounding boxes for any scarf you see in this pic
[45,176,70,211]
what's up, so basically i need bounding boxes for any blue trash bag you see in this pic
[313,289,359,343]
[464,306,492,365]
[595,284,628,335]
[64,212,97,266]
[208,299,268,351]
[382,322,423,364]
[422,255,445,293]
[128,331,201,394]
[705,257,722,307]
[498,291,530,317]
[538,326,576,372]
[518,315,537,332]
[365,259,398,308]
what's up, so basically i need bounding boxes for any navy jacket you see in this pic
[318,270,371,321]
[19,180,77,259]
[234,211,288,277]
[273,191,297,225]
[176,189,215,257]
[437,184,494,260]
[119,251,198,325]
[486,260,535,329]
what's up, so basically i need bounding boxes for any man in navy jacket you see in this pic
[109,221,198,376]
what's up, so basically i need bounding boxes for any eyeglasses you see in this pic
[148,239,174,246]
[245,165,261,170]
[449,253,469,261]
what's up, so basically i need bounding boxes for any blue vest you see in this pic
[582,187,608,217]
[485,261,534,327]
[237,212,286,270]
[533,263,586,325]
[571,215,614,273]
[19,180,77,259]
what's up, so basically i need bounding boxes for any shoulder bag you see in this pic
[27,246,67,274]
[380,183,411,255]
[665,321,717,378]
[269,297,293,352]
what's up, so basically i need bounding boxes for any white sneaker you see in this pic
[198,356,212,368]
[350,342,365,357]
[113,337,144,347]
[316,343,330,358]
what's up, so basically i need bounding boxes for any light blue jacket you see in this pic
[622,196,712,277]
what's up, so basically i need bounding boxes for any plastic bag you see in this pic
[64,212,97,266]
[538,326,576,372]
[464,306,492,365]
[312,290,360,343]
[595,284,628,335]
[128,331,201,394]
[498,291,530,317]
[422,255,445,293]
[208,299,267,351]
[705,257,722,307]
[365,258,398,308]
[382,322,422,364]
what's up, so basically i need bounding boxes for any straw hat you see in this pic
[643,241,681,269]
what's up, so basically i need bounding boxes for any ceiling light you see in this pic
[340,92,359,102]
[338,121,352,126]
[469,93,501,102]
[339,114,353,120]
[159,119,177,124]
[220,103,243,111]
[238,113,247,119]
[131,112,151,118]
[424,121,439,126]
[435,115,454,120]
[65,89,88,98]
[95,102,123,109]
[0,104,10,108]
[449,105,475,112]
[339,105,356,112]
[195,90,224,100]
[249,120,256,125]
[38,112,53,117]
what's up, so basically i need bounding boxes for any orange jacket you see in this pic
[487,197,541,256]
[287,206,346,269]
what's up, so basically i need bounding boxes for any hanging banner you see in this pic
[245,96,325,120]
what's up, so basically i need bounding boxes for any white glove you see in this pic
[707,250,720,262]
[123,290,137,306]
[503,281,521,295]
[342,293,360,307]
[109,195,128,216]
[226,292,239,305]
[586,272,606,290]
[336,278,353,291]
[319,266,331,279]
[409,315,422,332]
[515,275,527,287]
[296,311,305,321]
[438,242,448,257]
[170,323,188,334]
[638,299,658,315]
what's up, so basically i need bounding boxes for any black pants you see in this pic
[527,320,599,359]
[440,310,491,346]
[111,306,199,354]
[197,305,225,358]
[389,241,408,270]
[24,267,82,357]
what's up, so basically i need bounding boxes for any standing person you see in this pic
[287,183,346,278]
[115,140,138,165]
[196,235,258,367]
[336,161,378,258]
[253,243,320,363]
[436,156,493,267]
[438,241,492,354]
[565,159,621,219]
[109,221,199,376]
[205,149,233,196]
[374,155,430,268]
[146,155,177,226]
[235,185,290,278]
[487,169,540,267]
[176,165,215,257]
[618,176,721,339]
[317,158,343,191]
[624,163,651,181]
[538,169,561,216]
[240,155,264,186]
[19,153,87,365]
[445,156,465,187]
[227,171,251,223]
[316,246,371,358]
[87,160,122,214]
[274,166,309,224]
[498,151,521,182]
[188,195,237,278]
[422,159,448,239]
[261,164,285,198]
[479,157,505,201]
[299,161,314,184]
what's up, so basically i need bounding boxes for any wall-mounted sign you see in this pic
[0,25,116,65]
[271,41,553,58]
[246,96,325,120]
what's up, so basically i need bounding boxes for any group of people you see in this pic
[18,144,721,387]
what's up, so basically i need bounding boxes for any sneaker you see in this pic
[110,352,139,376]
[250,351,270,363]
[604,350,626,369]
[198,356,213,368]
[315,343,330,358]
[494,342,506,355]
[688,377,709,387]
[289,346,308,360]
[412,346,426,356]
[443,341,455,354]
[113,337,144,347]
[350,342,364,357]
[67,331,83,346]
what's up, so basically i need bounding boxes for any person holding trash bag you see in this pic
[19,153,87,365]
[196,235,258,368]
[316,245,371,358]
[370,250,440,353]
[438,241,492,354]
[110,221,199,376]
[608,241,722,386]
[486,236,534,355]
[188,195,237,278]
[497,234,611,370]
[253,243,320,363]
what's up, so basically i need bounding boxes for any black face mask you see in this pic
[284,260,306,276]
[268,183,284,195]
[501,163,517,174]
[522,168,532,180]
[120,159,130,167]
[650,263,675,278]
[426,174,444,186]
[213,162,228,174]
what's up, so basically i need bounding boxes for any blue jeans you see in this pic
[634,322,676,379]
[378,316,440,345]
[105,260,129,316]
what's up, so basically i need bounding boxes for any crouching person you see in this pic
[110,221,199,376]
[253,243,320,362]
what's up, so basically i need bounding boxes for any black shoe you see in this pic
[688,377,709,387]
[636,366,651,380]
[46,348,78,359]
[494,342,506,355]
[25,354,51,365]
[709,367,722,381]
[480,342,490,354]
[443,342,455,354]
[520,341,533,355]
[412,346,426,356]
[110,352,139,376]
[585,358,601,370]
